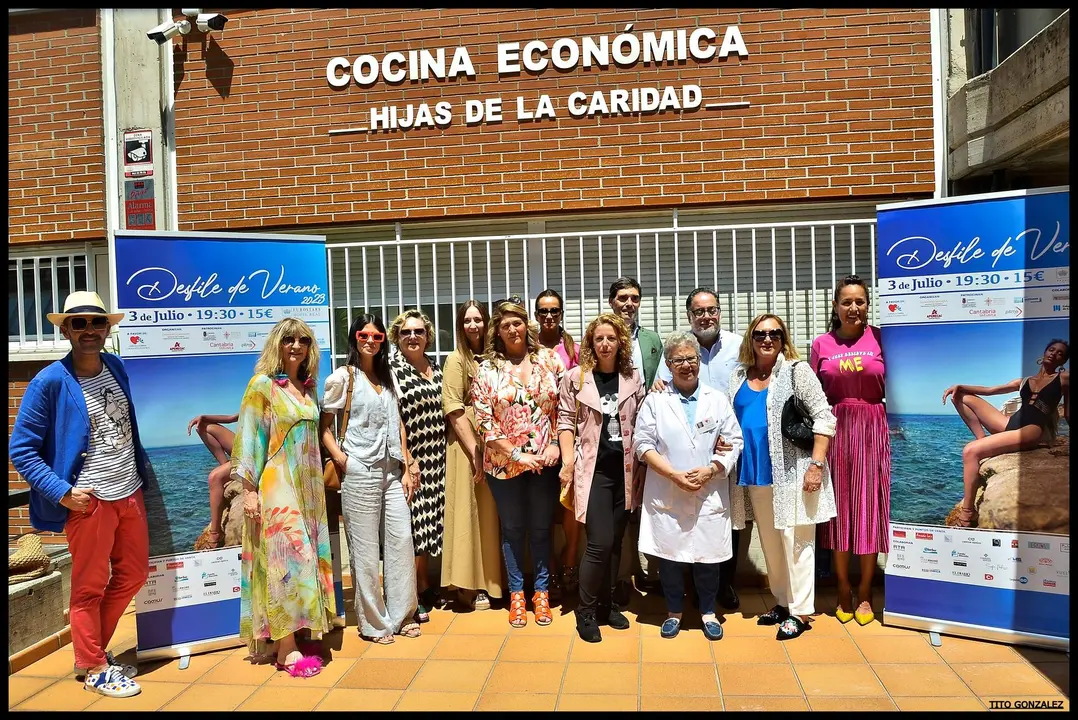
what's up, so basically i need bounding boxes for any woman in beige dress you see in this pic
[441,300,504,609]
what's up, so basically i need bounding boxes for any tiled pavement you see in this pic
[8,588,1069,711]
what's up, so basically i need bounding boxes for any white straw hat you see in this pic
[46,291,125,327]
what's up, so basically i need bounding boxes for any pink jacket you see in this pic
[556,366,647,523]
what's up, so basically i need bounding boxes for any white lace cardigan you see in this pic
[727,353,838,530]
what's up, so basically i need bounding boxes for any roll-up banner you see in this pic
[876,188,1069,651]
[110,230,346,661]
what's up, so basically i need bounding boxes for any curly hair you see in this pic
[737,313,800,366]
[578,313,634,377]
[485,298,540,364]
[254,317,320,384]
[389,308,435,352]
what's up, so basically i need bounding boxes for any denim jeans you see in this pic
[485,467,560,593]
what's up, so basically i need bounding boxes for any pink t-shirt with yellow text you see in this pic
[809,326,886,405]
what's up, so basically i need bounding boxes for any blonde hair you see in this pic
[389,308,435,352]
[486,299,540,363]
[737,313,799,366]
[578,313,634,377]
[254,317,320,383]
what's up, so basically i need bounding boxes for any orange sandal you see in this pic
[532,590,553,626]
[508,591,528,628]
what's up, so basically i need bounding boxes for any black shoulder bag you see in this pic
[780,361,816,451]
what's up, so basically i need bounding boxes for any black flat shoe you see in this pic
[776,615,810,641]
[757,605,790,626]
[718,584,740,611]
[598,605,631,630]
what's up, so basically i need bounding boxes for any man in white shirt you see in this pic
[650,287,745,611]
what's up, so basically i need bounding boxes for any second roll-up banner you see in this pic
[877,187,1070,651]
[110,230,347,661]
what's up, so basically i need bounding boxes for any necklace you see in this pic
[755,366,772,380]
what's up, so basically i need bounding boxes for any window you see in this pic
[8,253,91,351]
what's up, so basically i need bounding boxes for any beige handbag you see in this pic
[559,373,583,511]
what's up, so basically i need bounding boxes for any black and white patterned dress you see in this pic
[391,354,447,557]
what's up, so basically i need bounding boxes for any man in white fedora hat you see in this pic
[9,291,150,698]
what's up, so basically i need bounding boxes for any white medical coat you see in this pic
[633,383,744,564]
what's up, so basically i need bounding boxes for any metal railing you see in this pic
[8,249,95,355]
[325,218,878,366]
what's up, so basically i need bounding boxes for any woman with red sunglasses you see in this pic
[320,314,422,645]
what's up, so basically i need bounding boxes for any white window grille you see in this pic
[8,247,98,356]
[324,206,879,367]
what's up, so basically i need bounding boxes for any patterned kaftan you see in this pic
[391,355,447,557]
[232,374,336,652]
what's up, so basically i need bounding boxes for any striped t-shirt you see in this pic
[75,367,142,501]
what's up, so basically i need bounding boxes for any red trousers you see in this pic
[64,489,150,669]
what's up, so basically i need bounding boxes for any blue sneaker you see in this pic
[702,620,723,641]
[660,617,681,639]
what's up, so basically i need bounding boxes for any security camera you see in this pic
[146,19,191,45]
[196,13,228,32]
[180,8,202,17]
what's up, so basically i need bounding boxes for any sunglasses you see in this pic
[752,329,784,342]
[535,308,562,317]
[399,328,426,338]
[357,331,385,343]
[68,316,109,331]
[281,335,312,347]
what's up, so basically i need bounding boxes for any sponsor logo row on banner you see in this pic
[887,523,1070,596]
[121,320,331,358]
[134,548,244,613]
[880,286,1069,327]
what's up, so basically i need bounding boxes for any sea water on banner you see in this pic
[133,547,243,657]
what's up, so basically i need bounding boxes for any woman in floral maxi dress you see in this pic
[232,317,336,677]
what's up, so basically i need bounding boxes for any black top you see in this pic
[1006,373,1063,433]
[594,370,624,479]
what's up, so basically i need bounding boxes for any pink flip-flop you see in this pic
[276,654,323,678]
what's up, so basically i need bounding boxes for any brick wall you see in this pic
[9,360,67,547]
[8,10,107,246]
[173,7,934,229]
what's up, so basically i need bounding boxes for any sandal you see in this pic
[400,622,422,638]
[952,506,978,528]
[364,634,395,645]
[532,590,553,626]
[776,615,810,641]
[508,591,528,628]
[275,651,323,678]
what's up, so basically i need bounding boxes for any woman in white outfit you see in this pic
[727,313,837,641]
[320,314,422,645]
[634,331,743,641]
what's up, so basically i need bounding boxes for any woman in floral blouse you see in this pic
[472,296,566,628]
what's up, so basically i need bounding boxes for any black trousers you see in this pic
[659,559,721,615]
[577,470,630,612]
[718,528,742,591]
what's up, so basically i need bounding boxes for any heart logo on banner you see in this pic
[888,304,898,312]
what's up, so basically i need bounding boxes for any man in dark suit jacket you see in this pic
[607,277,663,595]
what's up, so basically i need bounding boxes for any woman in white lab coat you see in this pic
[634,331,743,641]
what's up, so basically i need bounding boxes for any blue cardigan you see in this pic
[9,352,153,533]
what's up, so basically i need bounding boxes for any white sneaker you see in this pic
[84,665,142,698]
[75,651,137,679]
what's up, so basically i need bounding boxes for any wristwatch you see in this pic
[809,459,825,469]
[510,447,523,462]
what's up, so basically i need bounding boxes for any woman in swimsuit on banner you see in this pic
[942,339,1069,528]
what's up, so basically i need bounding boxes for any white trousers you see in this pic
[748,486,816,617]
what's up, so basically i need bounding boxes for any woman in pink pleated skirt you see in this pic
[810,275,891,626]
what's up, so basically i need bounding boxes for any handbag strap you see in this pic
[571,371,582,446]
[338,366,356,442]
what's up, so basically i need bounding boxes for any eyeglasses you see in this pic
[752,329,784,342]
[689,307,720,319]
[669,356,700,367]
[281,335,312,347]
[357,331,385,343]
[68,316,109,331]
[535,308,562,317]
[399,328,426,338]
